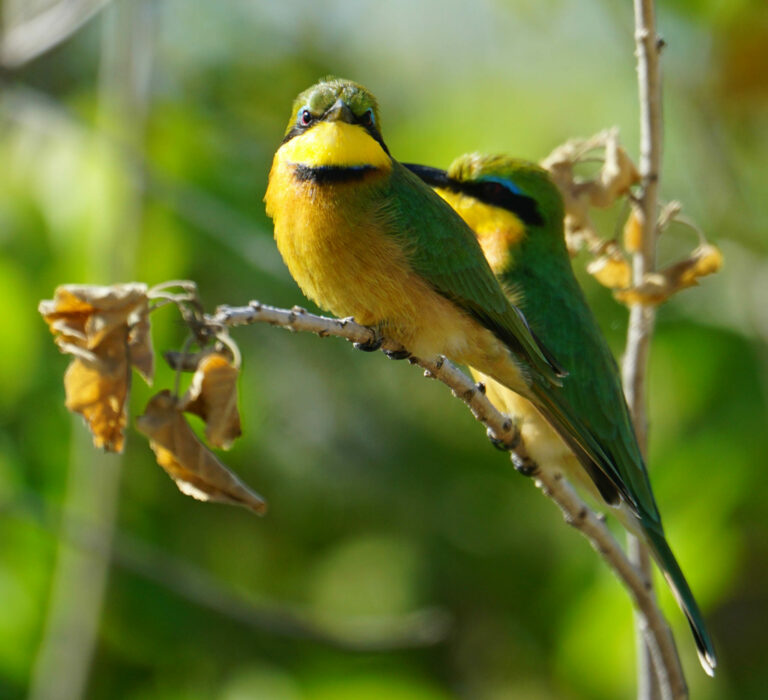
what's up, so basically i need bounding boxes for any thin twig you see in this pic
[623,2,687,699]
[211,300,686,676]
[0,0,112,67]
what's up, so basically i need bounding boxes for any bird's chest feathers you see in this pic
[265,123,403,322]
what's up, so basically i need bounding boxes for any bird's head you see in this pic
[406,154,565,273]
[277,78,390,169]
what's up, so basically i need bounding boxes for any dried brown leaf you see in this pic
[613,274,670,306]
[136,391,266,514]
[682,243,724,284]
[589,143,640,208]
[181,353,241,449]
[653,243,724,297]
[128,312,154,383]
[40,283,157,451]
[63,326,130,452]
[587,254,632,290]
[40,283,150,350]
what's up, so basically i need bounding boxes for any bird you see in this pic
[404,153,717,675]
[264,77,564,402]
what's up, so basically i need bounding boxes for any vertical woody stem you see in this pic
[623,1,686,699]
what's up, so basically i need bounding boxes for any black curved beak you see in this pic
[324,98,355,124]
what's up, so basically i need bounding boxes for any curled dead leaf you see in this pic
[39,283,155,452]
[655,243,724,296]
[181,353,242,449]
[63,327,130,452]
[40,284,150,353]
[613,244,723,306]
[136,391,266,515]
[591,139,640,208]
[587,254,632,290]
[128,312,154,383]
[613,274,670,306]
[684,243,724,283]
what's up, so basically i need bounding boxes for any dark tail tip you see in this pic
[646,526,718,676]
[676,589,717,676]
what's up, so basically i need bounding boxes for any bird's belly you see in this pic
[272,186,413,319]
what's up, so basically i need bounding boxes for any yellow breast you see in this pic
[265,120,406,326]
[435,188,525,274]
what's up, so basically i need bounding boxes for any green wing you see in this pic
[503,242,658,518]
[376,162,564,385]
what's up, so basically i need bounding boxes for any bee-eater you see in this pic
[406,154,716,675]
[265,78,564,402]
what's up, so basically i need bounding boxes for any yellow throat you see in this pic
[277,121,391,169]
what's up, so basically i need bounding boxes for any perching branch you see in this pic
[209,300,686,684]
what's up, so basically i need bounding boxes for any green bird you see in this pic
[405,154,717,675]
[265,78,564,402]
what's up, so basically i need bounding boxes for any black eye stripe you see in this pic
[456,180,544,226]
[403,163,544,227]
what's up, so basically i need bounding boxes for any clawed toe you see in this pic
[384,348,411,360]
[488,433,511,452]
[353,335,383,352]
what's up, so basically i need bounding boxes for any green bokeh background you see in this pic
[1,1,767,698]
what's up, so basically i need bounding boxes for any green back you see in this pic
[371,161,565,385]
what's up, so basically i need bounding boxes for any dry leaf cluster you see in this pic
[39,283,265,514]
[39,284,153,452]
[542,128,640,256]
[137,390,265,514]
[542,130,723,306]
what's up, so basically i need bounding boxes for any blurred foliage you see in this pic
[1,0,767,698]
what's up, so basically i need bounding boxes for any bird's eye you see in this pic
[360,109,374,127]
[299,109,313,126]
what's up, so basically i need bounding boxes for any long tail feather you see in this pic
[643,523,718,675]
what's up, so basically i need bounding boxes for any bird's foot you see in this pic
[488,432,512,452]
[384,347,411,360]
[486,418,521,453]
[353,331,383,352]
[512,455,538,477]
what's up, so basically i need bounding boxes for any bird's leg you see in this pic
[352,325,383,352]
[487,432,511,452]
[486,421,539,476]
[511,454,538,477]
[384,347,411,360]
[486,420,521,452]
